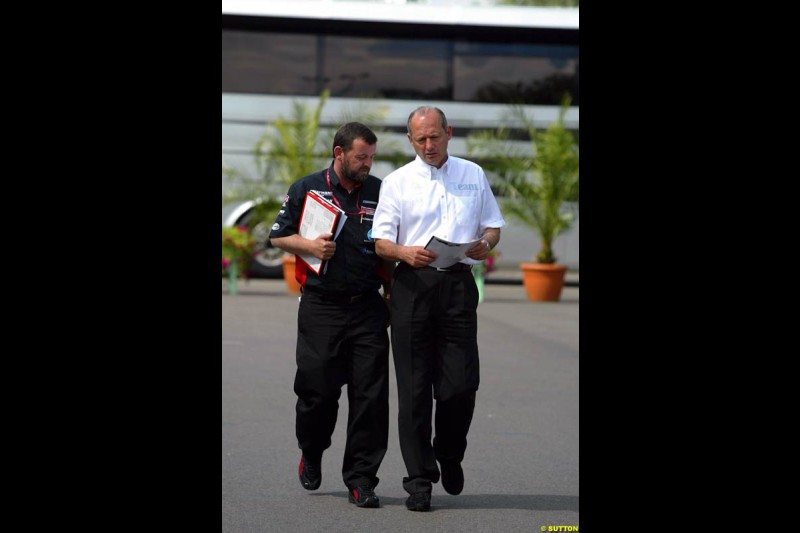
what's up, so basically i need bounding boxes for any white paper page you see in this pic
[298,193,340,274]
[424,236,480,268]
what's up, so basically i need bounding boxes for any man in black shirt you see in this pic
[269,122,394,508]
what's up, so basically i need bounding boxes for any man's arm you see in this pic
[481,227,501,250]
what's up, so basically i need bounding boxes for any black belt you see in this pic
[424,263,472,272]
[301,287,372,303]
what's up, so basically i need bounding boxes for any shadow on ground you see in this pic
[310,491,578,512]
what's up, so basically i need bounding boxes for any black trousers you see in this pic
[391,264,480,495]
[294,289,390,489]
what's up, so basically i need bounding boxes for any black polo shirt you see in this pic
[269,165,385,293]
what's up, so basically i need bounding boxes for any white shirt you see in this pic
[372,154,505,265]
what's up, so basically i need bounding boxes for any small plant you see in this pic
[222,225,256,278]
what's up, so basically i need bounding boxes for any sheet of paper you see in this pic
[297,191,343,274]
[424,235,480,268]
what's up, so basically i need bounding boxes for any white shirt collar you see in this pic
[413,154,450,179]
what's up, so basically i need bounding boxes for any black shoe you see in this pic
[298,455,321,490]
[405,492,431,512]
[440,461,464,495]
[348,485,380,508]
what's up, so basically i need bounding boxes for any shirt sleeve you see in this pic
[371,177,400,242]
[478,171,506,233]
[268,182,305,239]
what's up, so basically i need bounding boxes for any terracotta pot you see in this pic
[519,262,567,301]
[282,255,302,294]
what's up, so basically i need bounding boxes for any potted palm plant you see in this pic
[467,96,578,301]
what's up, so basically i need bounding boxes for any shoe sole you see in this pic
[406,503,431,512]
[348,493,380,508]
[442,482,463,495]
[299,477,321,490]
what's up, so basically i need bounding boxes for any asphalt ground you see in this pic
[222,276,579,533]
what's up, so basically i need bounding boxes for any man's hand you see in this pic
[310,233,336,260]
[402,246,437,268]
[465,239,491,261]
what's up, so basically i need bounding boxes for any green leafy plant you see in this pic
[222,226,256,278]
[467,96,578,264]
[253,89,332,201]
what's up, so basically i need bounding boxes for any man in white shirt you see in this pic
[371,106,505,512]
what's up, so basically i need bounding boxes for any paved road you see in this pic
[222,278,579,533]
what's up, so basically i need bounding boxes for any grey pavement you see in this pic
[222,276,579,533]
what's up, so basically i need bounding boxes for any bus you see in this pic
[222,0,579,277]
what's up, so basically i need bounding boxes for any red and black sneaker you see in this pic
[298,455,321,490]
[348,485,380,508]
